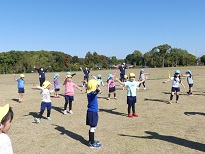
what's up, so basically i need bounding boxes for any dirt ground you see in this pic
[1,66,205,154]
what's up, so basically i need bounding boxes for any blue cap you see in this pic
[186,70,192,75]
[107,74,113,80]
[66,72,71,75]
[54,73,60,79]
[175,70,180,74]
[98,74,102,77]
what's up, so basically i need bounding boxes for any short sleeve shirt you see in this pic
[124,81,139,96]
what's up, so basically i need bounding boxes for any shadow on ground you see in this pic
[118,131,205,152]
[52,124,88,146]
[184,112,205,116]
[99,108,127,116]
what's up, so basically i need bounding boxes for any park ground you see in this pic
[0,66,205,154]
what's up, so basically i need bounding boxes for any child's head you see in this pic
[40,67,43,71]
[42,81,52,89]
[66,75,72,82]
[66,72,71,75]
[174,70,180,77]
[20,74,25,79]
[107,74,113,80]
[186,70,192,75]
[140,69,144,74]
[124,74,128,79]
[0,104,14,133]
[129,73,136,82]
[54,73,60,79]
[97,74,102,79]
[87,79,98,93]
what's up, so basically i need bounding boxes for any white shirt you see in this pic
[170,77,181,87]
[0,133,13,154]
[36,86,54,102]
[185,74,193,84]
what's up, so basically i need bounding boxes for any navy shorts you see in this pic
[40,102,52,110]
[127,96,136,105]
[109,86,116,93]
[86,111,98,127]
[18,88,25,93]
[171,87,180,92]
[55,88,60,91]
[189,84,193,87]
[65,95,74,102]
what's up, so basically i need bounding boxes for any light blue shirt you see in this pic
[124,81,139,96]
[17,78,25,88]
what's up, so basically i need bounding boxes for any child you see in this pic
[116,73,144,117]
[63,74,82,115]
[91,74,104,87]
[80,67,90,87]
[53,73,60,98]
[183,70,194,96]
[13,74,25,103]
[122,74,128,90]
[163,70,185,104]
[0,104,14,153]
[138,69,147,90]
[33,81,54,123]
[107,70,117,100]
[86,79,102,148]
[66,71,76,77]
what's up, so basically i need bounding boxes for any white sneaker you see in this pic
[114,97,117,100]
[107,98,110,100]
[47,117,51,121]
[34,117,40,123]
[63,110,67,115]
[144,87,146,90]
[168,101,172,104]
[69,110,73,114]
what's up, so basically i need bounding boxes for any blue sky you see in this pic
[0,0,204,59]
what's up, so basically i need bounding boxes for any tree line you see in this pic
[0,44,204,74]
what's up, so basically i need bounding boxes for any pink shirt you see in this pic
[64,80,82,96]
[107,71,117,90]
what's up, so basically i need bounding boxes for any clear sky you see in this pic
[0,0,204,59]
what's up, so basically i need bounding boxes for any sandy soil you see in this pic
[1,66,205,154]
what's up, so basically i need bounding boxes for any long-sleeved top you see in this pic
[64,80,82,96]
[36,86,54,102]
[107,71,117,90]
[53,78,60,89]
[87,89,100,112]
[35,67,50,79]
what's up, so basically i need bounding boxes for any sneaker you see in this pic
[18,100,24,103]
[34,118,40,123]
[128,114,133,118]
[176,101,179,103]
[88,140,100,144]
[107,98,110,100]
[47,117,51,121]
[136,87,139,90]
[69,110,73,114]
[88,142,102,148]
[144,87,146,90]
[168,101,172,104]
[114,97,117,100]
[133,113,138,117]
[63,110,67,115]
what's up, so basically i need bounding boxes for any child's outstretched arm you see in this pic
[13,74,17,81]
[91,75,97,80]
[32,85,43,90]
[181,81,185,88]
[116,77,125,85]
[163,79,170,83]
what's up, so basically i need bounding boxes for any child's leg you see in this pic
[89,126,96,144]
[176,92,179,102]
[38,110,45,119]
[132,103,136,114]
[128,104,132,114]
[64,100,68,110]
[143,81,146,88]
[114,92,116,99]
[139,83,141,87]
[69,100,73,111]
[47,109,51,117]
[108,93,110,99]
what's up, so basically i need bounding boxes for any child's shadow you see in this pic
[52,106,63,114]
[12,99,19,102]
[24,112,47,119]
[99,108,127,116]
[144,98,168,104]
[52,124,88,145]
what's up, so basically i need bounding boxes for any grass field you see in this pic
[1,66,205,154]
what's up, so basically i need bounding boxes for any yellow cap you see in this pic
[0,104,9,122]
[87,79,98,94]
[66,75,72,78]
[42,81,51,89]
[129,73,135,77]
[20,74,25,78]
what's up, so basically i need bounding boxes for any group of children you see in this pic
[0,67,194,151]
